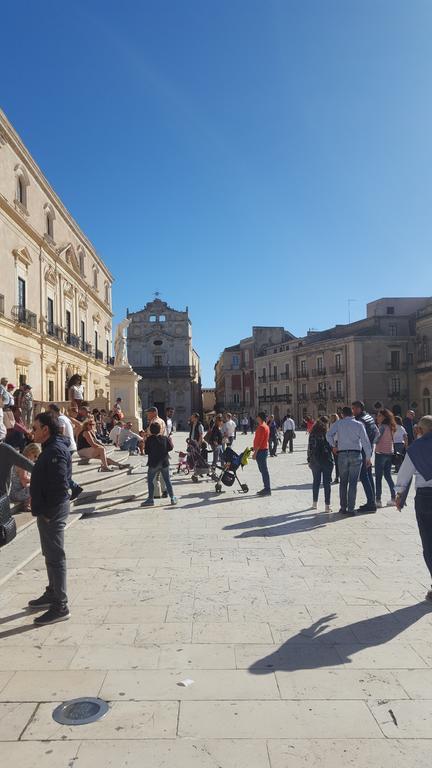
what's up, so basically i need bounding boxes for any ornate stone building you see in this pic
[0,109,114,403]
[416,300,432,415]
[255,298,431,423]
[127,298,202,427]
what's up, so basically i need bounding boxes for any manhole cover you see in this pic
[52,697,109,726]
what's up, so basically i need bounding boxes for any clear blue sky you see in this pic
[2,1,432,385]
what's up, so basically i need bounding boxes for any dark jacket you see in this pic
[145,435,173,468]
[356,411,380,447]
[308,432,334,466]
[30,436,72,517]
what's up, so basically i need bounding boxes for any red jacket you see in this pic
[253,423,269,451]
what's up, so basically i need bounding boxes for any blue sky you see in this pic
[2,1,432,385]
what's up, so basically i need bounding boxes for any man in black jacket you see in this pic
[29,412,72,625]
[352,400,379,512]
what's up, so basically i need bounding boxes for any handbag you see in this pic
[0,494,17,547]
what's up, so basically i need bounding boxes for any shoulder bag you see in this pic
[0,494,17,547]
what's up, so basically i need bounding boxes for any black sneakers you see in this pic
[257,489,271,496]
[33,606,71,626]
[70,485,84,501]
[28,594,53,610]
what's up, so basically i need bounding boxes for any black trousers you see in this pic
[415,489,432,583]
[282,430,294,453]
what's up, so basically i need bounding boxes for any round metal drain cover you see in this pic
[52,697,109,726]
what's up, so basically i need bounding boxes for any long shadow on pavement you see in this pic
[249,603,432,673]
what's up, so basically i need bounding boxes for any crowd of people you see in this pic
[1,375,432,622]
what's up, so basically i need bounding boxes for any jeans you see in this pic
[337,451,362,512]
[256,449,270,491]
[375,453,395,501]
[359,460,375,505]
[147,465,174,500]
[37,501,69,608]
[269,435,278,456]
[120,436,139,452]
[282,430,294,453]
[310,461,332,504]
[212,444,224,468]
[415,489,432,581]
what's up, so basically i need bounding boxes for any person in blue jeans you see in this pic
[307,416,334,512]
[141,421,177,506]
[327,406,372,515]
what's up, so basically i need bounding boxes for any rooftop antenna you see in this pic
[348,298,358,324]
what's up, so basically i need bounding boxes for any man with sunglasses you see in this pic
[28,412,72,625]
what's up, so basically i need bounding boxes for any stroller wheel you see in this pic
[182,467,190,475]
[192,474,199,483]
[215,483,222,493]
[241,484,249,493]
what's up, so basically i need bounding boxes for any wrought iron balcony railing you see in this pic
[12,306,37,329]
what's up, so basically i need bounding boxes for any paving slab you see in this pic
[1,432,431,763]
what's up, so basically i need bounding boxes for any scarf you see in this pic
[407,431,432,481]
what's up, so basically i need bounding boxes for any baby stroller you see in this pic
[176,451,190,475]
[187,439,212,482]
[214,446,252,494]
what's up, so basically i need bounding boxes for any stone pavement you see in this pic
[1,432,432,767]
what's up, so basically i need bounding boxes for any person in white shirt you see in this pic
[48,403,83,501]
[282,414,296,453]
[395,415,432,601]
[165,407,174,437]
[118,422,144,455]
[393,415,408,471]
[109,421,124,447]
[222,413,236,446]
[241,415,249,435]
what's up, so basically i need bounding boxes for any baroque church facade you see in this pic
[127,298,202,428]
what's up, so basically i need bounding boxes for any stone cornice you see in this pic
[0,108,114,283]
[0,195,113,319]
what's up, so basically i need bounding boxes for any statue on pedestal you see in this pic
[114,318,131,368]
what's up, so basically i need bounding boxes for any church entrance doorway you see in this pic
[154,401,165,418]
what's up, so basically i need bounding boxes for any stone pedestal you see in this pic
[109,365,142,431]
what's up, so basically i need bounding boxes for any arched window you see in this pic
[14,164,29,209]
[44,204,55,240]
[77,249,85,276]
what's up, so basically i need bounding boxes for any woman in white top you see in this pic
[68,374,84,409]
[393,415,408,471]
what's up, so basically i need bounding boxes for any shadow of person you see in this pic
[249,602,432,674]
[233,514,327,538]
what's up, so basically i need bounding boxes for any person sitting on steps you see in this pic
[77,416,128,472]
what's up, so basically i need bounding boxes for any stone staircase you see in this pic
[0,447,149,585]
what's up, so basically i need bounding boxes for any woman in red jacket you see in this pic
[253,411,271,496]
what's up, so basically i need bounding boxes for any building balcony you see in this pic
[385,362,408,370]
[279,372,291,381]
[12,306,37,330]
[416,357,432,373]
[81,341,93,355]
[258,376,267,383]
[268,375,278,382]
[329,365,345,375]
[388,390,408,400]
[311,391,328,402]
[46,322,63,340]
[297,371,309,379]
[95,349,104,361]
[259,394,292,404]
[106,356,115,366]
[297,393,308,402]
[332,392,345,402]
[134,365,197,379]
[66,333,81,349]
[311,368,327,377]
